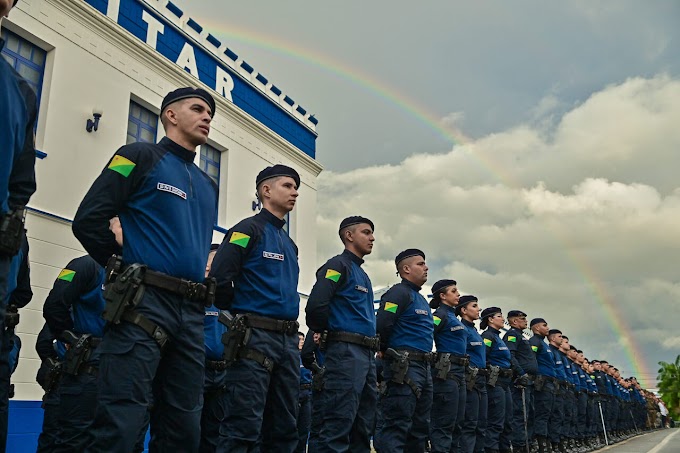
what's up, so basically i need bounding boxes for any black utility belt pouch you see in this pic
[63,332,93,376]
[102,256,146,324]
[43,358,62,393]
[5,305,19,330]
[385,348,410,384]
[465,366,479,387]
[434,353,452,380]
[0,208,25,257]
[220,313,251,363]
[487,365,501,387]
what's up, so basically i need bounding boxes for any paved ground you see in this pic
[599,428,679,453]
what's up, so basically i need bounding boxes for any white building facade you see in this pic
[3,0,322,447]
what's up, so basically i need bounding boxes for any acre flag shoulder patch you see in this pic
[483,338,493,347]
[58,269,76,282]
[531,345,539,352]
[433,316,442,326]
[107,155,136,177]
[325,269,341,282]
[384,302,398,313]
[507,336,517,343]
[229,232,250,248]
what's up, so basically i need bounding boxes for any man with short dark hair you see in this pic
[210,164,301,452]
[529,318,556,453]
[75,87,218,452]
[305,216,377,452]
[375,249,433,452]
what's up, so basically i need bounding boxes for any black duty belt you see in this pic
[142,269,209,302]
[206,360,228,371]
[499,368,514,378]
[243,314,299,335]
[300,383,312,390]
[81,365,98,377]
[327,331,380,351]
[397,350,433,363]
[450,355,470,366]
[477,368,489,376]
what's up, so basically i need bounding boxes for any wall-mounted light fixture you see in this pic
[86,107,103,132]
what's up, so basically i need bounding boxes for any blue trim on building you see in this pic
[36,150,47,159]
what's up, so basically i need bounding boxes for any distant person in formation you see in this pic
[375,249,434,453]
[305,215,378,453]
[210,164,301,453]
[74,87,218,452]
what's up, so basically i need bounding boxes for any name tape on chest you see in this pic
[414,309,429,316]
[354,285,369,293]
[157,182,187,199]
[450,325,465,332]
[263,251,284,261]
[205,310,219,317]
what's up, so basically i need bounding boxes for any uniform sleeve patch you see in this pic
[507,336,517,342]
[107,155,136,177]
[433,316,441,326]
[531,345,539,352]
[483,338,493,347]
[57,269,76,282]
[384,302,398,313]
[325,269,341,282]
[229,232,251,248]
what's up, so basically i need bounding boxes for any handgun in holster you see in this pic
[487,365,501,387]
[318,330,329,352]
[310,361,325,392]
[0,208,25,257]
[220,312,251,363]
[465,366,479,388]
[433,352,452,380]
[102,257,147,325]
[385,348,410,385]
[203,277,216,307]
[43,358,62,393]
[534,374,546,392]
[62,331,93,376]
[5,304,19,331]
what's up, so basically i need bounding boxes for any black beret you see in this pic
[210,243,220,251]
[480,306,501,330]
[455,295,478,315]
[339,216,374,233]
[428,279,457,309]
[395,249,425,267]
[530,317,546,327]
[256,164,300,189]
[507,310,527,318]
[548,329,562,336]
[161,87,216,118]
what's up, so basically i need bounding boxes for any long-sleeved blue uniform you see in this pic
[552,348,568,382]
[432,303,467,355]
[204,305,226,360]
[376,279,433,352]
[43,255,106,340]
[4,232,31,307]
[73,137,217,281]
[463,319,486,369]
[306,249,374,337]
[482,327,511,368]
[503,327,537,377]
[210,208,299,319]
[0,37,37,216]
[529,335,556,378]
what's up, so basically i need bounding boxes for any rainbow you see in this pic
[201,20,655,386]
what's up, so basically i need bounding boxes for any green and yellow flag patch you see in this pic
[107,155,136,177]
[58,269,76,282]
[325,269,341,282]
[483,338,493,347]
[531,345,539,352]
[433,316,441,326]
[507,336,517,343]
[384,302,398,313]
[229,232,250,248]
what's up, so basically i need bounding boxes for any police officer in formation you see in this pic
[73,86,218,451]
[210,164,301,452]
[305,215,378,452]
[529,318,556,453]
[376,249,434,452]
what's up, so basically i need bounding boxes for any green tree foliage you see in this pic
[657,355,680,417]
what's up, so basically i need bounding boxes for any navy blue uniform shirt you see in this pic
[0,37,37,215]
[463,319,486,369]
[503,326,537,376]
[529,335,556,378]
[552,348,568,382]
[210,208,299,319]
[482,327,511,368]
[306,249,375,337]
[204,305,226,360]
[43,255,106,339]
[432,304,467,355]
[73,137,218,282]
[376,279,433,352]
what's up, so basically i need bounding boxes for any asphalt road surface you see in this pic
[600,428,679,453]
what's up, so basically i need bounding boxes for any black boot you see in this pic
[537,436,551,453]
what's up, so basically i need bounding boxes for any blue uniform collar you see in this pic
[486,326,501,335]
[462,318,475,328]
[256,208,286,229]
[342,249,364,265]
[535,334,546,340]
[400,278,422,291]
[159,136,197,162]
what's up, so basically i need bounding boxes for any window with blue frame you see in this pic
[127,101,158,144]
[1,28,47,141]
[199,144,221,188]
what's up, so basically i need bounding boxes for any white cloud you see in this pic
[314,75,680,386]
